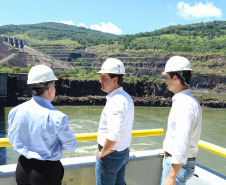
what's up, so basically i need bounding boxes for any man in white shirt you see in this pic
[95,58,134,185]
[160,56,202,185]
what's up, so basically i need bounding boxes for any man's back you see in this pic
[8,96,77,160]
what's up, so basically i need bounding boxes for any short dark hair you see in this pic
[108,74,124,86]
[168,70,192,86]
[30,81,55,96]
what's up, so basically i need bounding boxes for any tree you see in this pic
[12,67,21,74]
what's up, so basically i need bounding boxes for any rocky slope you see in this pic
[0,37,12,60]
[6,75,226,108]
[29,44,226,93]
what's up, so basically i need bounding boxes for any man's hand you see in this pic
[164,163,184,185]
[97,139,116,162]
[164,176,176,185]
[98,150,115,162]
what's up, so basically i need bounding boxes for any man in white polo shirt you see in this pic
[95,58,134,185]
[160,56,202,185]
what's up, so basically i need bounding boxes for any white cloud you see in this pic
[48,20,122,35]
[77,23,87,28]
[177,2,222,20]
[48,20,75,26]
[61,20,75,26]
[48,20,57,23]
[90,22,122,35]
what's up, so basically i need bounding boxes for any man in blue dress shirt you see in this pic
[8,65,78,185]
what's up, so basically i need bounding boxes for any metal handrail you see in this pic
[198,140,226,158]
[0,129,164,147]
[0,129,225,158]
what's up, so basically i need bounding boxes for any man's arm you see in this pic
[164,163,184,185]
[58,116,78,152]
[98,139,116,162]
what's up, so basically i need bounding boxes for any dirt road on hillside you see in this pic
[0,53,16,64]
[20,46,74,70]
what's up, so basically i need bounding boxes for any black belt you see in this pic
[98,144,128,153]
[165,152,196,160]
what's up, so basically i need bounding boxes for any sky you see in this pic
[0,0,225,35]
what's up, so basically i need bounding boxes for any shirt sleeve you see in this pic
[106,102,124,142]
[57,115,78,152]
[8,107,18,144]
[171,103,196,164]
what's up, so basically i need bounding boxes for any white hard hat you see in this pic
[162,56,192,75]
[27,65,58,84]
[98,58,125,74]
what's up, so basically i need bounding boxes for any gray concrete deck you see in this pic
[0,149,225,185]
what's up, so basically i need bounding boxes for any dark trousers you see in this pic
[16,155,64,185]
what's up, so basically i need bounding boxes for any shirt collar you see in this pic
[106,87,123,100]
[172,89,190,101]
[32,96,54,109]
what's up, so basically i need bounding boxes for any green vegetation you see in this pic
[52,67,99,80]
[2,21,226,54]
[1,21,226,81]
[51,70,160,83]
[0,63,159,83]
[0,63,35,74]
[0,22,119,47]
[118,21,226,54]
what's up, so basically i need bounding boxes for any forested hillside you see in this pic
[118,21,226,54]
[0,22,118,47]
[1,21,226,54]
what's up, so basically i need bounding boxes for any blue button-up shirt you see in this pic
[8,96,78,161]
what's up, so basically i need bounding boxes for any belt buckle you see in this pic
[189,157,196,160]
[165,152,172,157]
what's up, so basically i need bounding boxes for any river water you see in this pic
[0,106,225,176]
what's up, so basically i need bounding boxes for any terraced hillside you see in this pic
[0,21,226,93]
[28,43,226,92]
[20,45,74,69]
[30,44,79,62]
[28,43,167,77]
[0,39,74,70]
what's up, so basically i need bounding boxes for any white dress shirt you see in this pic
[163,89,202,164]
[97,87,134,151]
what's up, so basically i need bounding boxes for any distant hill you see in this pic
[0,22,119,47]
[134,21,226,37]
[0,21,225,93]
[118,21,226,54]
[1,21,226,54]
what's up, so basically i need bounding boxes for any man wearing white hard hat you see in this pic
[8,65,78,185]
[95,58,134,185]
[160,56,202,185]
